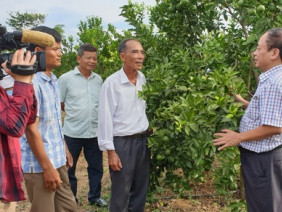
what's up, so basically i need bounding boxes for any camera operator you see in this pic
[0,48,37,212]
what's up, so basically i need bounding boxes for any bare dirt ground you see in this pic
[16,152,231,212]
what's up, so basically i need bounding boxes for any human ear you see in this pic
[271,48,280,60]
[119,52,126,62]
[77,55,81,63]
[34,46,46,53]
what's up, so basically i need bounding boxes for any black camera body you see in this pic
[0,24,46,80]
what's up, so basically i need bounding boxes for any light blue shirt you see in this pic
[239,65,282,153]
[58,67,102,138]
[20,72,66,173]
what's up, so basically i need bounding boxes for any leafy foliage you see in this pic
[118,0,282,198]
[6,11,46,30]
[55,16,132,79]
[77,16,126,78]
[54,24,65,36]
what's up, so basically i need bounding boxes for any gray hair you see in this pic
[266,28,282,60]
[118,38,139,54]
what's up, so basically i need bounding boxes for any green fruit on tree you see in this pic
[191,5,197,10]
[256,5,265,14]
[163,136,170,142]
[238,0,244,7]
[230,183,237,190]
[165,149,171,156]
[156,154,165,161]
[180,0,189,7]
[247,8,256,16]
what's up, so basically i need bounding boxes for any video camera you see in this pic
[0,24,55,80]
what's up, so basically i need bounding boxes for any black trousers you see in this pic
[64,136,103,202]
[240,146,282,212]
[109,137,150,212]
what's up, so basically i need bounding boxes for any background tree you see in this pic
[54,24,65,36]
[54,16,132,78]
[6,11,46,30]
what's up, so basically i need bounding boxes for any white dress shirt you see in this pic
[98,68,149,151]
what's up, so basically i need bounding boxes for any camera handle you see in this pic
[10,62,38,76]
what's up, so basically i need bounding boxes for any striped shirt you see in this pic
[20,72,66,173]
[239,65,282,153]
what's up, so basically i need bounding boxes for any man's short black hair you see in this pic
[78,43,97,57]
[28,26,61,51]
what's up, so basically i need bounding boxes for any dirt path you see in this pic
[16,152,227,211]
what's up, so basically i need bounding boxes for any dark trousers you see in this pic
[110,137,150,212]
[240,146,282,212]
[64,135,103,202]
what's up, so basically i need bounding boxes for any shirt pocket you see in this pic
[246,95,260,121]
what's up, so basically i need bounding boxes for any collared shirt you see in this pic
[239,64,282,153]
[98,68,149,151]
[0,81,37,202]
[20,72,66,173]
[58,67,102,138]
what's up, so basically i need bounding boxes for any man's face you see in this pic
[44,42,62,69]
[120,40,145,71]
[77,51,97,72]
[253,33,274,72]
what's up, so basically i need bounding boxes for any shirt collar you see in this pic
[37,72,57,82]
[74,67,95,79]
[119,68,142,84]
[259,64,282,83]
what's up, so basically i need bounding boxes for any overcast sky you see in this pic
[0,0,156,38]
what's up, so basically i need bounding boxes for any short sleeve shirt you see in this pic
[20,72,66,173]
[239,65,282,153]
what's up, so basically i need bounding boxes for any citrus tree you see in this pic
[119,0,282,199]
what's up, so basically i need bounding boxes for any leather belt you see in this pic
[114,129,153,139]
